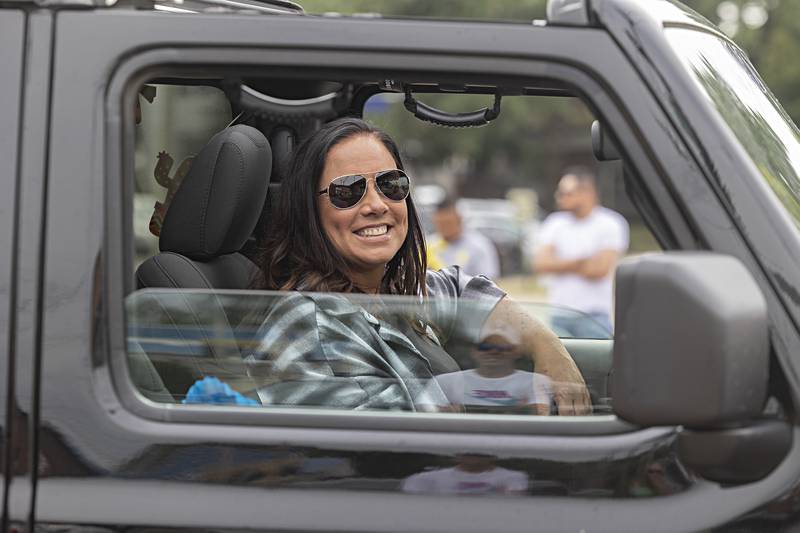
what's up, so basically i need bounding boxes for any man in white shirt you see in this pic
[428,198,500,279]
[533,167,629,334]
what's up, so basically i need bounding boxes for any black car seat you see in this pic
[268,126,295,184]
[132,124,272,399]
[241,125,295,260]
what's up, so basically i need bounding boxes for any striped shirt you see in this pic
[246,267,505,411]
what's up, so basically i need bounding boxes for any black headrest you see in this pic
[160,125,272,260]
[269,126,295,183]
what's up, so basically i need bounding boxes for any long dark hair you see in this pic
[255,118,427,295]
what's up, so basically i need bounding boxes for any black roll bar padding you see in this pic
[236,84,340,124]
[403,89,501,128]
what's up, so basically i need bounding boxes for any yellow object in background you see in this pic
[427,237,446,271]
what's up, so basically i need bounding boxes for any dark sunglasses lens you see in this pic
[477,342,513,352]
[376,170,410,201]
[329,175,367,208]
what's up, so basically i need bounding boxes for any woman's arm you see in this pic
[481,297,591,415]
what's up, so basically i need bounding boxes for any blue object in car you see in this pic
[182,376,260,406]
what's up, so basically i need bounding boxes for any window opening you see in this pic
[127,76,661,419]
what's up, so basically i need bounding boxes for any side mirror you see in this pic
[612,253,791,484]
[612,252,768,426]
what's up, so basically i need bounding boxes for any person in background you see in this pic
[533,167,629,335]
[428,198,500,279]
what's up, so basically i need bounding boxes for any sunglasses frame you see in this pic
[317,169,411,210]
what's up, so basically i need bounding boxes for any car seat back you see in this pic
[133,125,272,399]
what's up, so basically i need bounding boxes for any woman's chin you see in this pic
[348,240,401,261]
[349,248,400,272]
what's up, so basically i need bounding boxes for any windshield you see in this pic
[666,28,800,226]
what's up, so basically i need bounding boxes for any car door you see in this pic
[34,4,800,532]
[0,7,49,531]
[0,8,25,530]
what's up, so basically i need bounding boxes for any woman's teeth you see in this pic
[356,225,388,237]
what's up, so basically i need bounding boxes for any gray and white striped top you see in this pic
[246,266,505,411]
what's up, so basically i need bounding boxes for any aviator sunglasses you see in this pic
[476,342,515,353]
[318,169,411,209]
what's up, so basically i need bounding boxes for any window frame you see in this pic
[105,31,697,436]
[0,8,27,516]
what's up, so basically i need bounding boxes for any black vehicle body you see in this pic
[2,0,800,531]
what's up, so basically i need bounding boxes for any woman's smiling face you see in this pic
[317,134,409,290]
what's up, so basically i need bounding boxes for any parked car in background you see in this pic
[457,198,533,276]
[414,193,537,277]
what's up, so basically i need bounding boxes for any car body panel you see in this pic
[0,9,26,528]
[0,0,794,530]
[39,10,691,532]
[5,9,57,531]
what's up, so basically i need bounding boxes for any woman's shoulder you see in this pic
[425,266,462,297]
[426,266,506,301]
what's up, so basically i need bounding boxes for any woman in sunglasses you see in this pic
[250,118,589,415]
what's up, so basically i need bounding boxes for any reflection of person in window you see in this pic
[247,118,589,414]
[402,454,528,495]
[424,325,552,415]
[533,167,629,334]
[628,460,680,497]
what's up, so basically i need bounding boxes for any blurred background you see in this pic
[135,0,800,301]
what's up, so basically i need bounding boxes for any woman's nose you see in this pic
[359,180,389,214]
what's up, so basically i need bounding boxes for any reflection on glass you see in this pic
[523,303,612,340]
[126,289,606,414]
[421,324,553,415]
[667,28,800,226]
[402,454,528,496]
[626,454,692,498]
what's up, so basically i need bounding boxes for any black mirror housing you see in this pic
[612,253,769,428]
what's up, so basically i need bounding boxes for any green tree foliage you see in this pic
[367,94,594,199]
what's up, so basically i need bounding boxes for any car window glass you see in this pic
[127,80,661,419]
[129,289,603,412]
[666,28,800,227]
